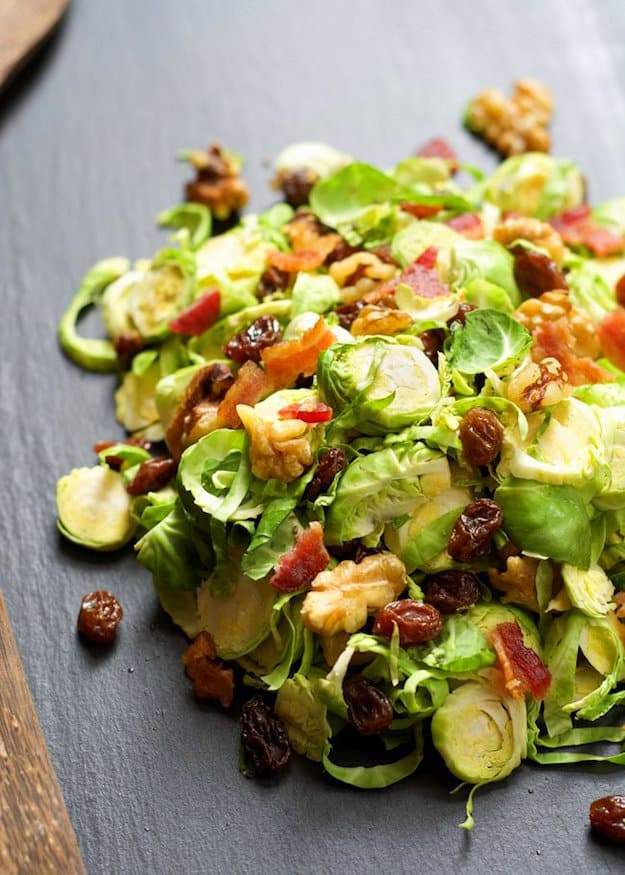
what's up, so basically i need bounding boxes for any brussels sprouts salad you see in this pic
[57,133,625,827]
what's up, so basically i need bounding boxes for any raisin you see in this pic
[113,332,143,369]
[513,249,568,298]
[223,316,282,364]
[325,240,361,266]
[77,591,123,644]
[458,407,504,466]
[418,329,445,366]
[335,300,366,330]
[343,675,394,736]
[328,539,381,564]
[448,301,476,328]
[241,697,291,777]
[590,795,625,843]
[373,599,443,646]
[616,274,625,308]
[423,570,481,613]
[448,499,504,563]
[182,631,234,707]
[369,244,397,265]
[279,169,317,207]
[257,265,290,299]
[126,457,177,496]
[303,448,347,502]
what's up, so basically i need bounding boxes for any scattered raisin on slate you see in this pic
[77,591,123,645]
[241,697,291,777]
[589,796,625,843]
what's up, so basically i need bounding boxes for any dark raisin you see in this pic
[223,316,283,365]
[513,249,568,298]
[327,539,381,564]
[294,373,314,389]
[303,448,347,502]
[182,631,234,708]
[423,571,481,613]
[343,675,393,736]
[418,329,445,366]
[113,332,143,369]
[616,274,625,308]
[448,499,504,563]
[373,599,443,646]
[201,362,236,400]
[241,697,291,777]
[335,300,366,330]
[590,795,625,843]
[325,240,361,266]
[369,244,397,265]
[77,591,123,645]
[257,265,290,299]
[458,407,504,466]
[448,301,476,328]
[280,169,318,208]
[126,457,177,496]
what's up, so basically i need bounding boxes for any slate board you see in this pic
[2,1,625,872]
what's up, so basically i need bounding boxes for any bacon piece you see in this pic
[533,319,615,386]
[551,206,624,257]
[400,202,442,220]
[597,308,625,372]
[415,246,438,269]
[182,631,234,707]
[269,522,330,593]
[217,361,275,429]
[415,137,459,172]
[266,249,325,273]
[490,621,551,700]
[447,212,485,239]
[398,255,449,299]
[169,289,221,335]
[278,401,333,423]
[261,317,336,388]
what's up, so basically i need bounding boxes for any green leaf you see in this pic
[135,500,208,590]
[291,272,340,318]
[418,615,496,674]
[447,309,532,375]
[321,725,424,789]
[158,203,212,250]
[241,499,301,580]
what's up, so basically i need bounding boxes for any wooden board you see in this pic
[0,593,86,875]
[0,0,69,90]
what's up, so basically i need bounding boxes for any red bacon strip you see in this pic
[269,522,330,593]
[217,361,275,428]
[400,202,442,220]
[266,249,325,272]
[597,308,625,373]
[447,212,484,239]
[169,289,221,335]
[278,401,333,424]
[415,137,459,173]
[490,621,551,701]
[398,248,449,299]
[533,319,615,386]
[551,205,624,257]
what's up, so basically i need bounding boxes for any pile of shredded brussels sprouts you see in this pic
[56,137,625,827]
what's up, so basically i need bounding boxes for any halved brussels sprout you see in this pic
[483,153,584,219]
[115,362,162,434]
[592,197,625,236]
[128,249,195,341]
[561,563,614,618]
[465,602,543,656]
[391,220,462,271]
[56,466,135,550]
[100,269,143,340]
[431,670,527,784]
[195,222,271,312]
[318,336,441,435]
[449,240,520,305]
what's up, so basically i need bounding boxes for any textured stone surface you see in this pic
[2,1,625,872]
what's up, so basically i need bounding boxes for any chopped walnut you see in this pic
[466,78,554,156]
[493,217,565,266]
[329,252,397,303]
[182,631,234,707]
[283,211,342,262]
[615,592,625,621]
[301,552,408,636]
[185,143,249,219]
[506,357,573,412]
[488,555,541,612]
[237,403,314,482]
[350,305,412,336]
[515,292,600,359]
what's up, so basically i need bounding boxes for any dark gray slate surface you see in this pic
[2,1,625,872]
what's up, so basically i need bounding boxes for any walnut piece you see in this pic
[185,143,249,219]
[329,251,396,303]
[515,291,600,359]
[493,217,565,266]
[237,403,314,482]
[350,305,412,336]
[301,552,408,636]
[284,211,341,262]
[506,357,572,412]
[466,78,554,157]
[488,555,540,612]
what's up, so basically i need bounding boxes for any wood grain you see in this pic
[0,593,86,875]
[0,0,69,90]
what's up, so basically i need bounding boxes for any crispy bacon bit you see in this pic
[597,308,625,373]
[447,212,485,239]
[169,289,221,336]
[261,317,336,388]
[415,137,459,172]
[114,331,144,369]
[217,361,275,429]
[278,401,333,423]
[399,255,449,299]
[415,246,438,269]
[127,457,178,496]
[490,621,551,700]
[616,275,625,309]
[269,522,330,593]
[400,202,442,220]
[533,318,615,386]
[266,249,325,273]
[185,144,249,219]
[551,206,624,257]
[182,631,234,707]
